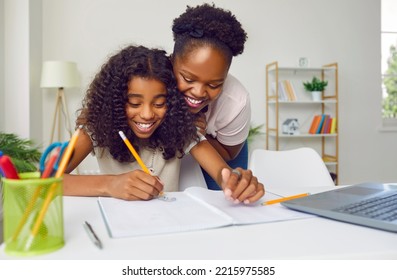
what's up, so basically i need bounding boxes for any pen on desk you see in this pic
[262,193,310,206]
[83,221,103,249]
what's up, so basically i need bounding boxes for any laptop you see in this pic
[281,182,397,232]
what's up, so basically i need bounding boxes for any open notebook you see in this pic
[98,187,313,238]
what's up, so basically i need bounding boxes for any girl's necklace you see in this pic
[146,149,156,175]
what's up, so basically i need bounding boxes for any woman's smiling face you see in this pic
[173,46,230,114]
[125,77,167,139]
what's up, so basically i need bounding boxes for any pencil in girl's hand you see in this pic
[118,131,150,174]
[118,131,166,198]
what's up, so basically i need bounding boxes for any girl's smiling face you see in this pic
[125,77,167,139]
[173,46,230,114]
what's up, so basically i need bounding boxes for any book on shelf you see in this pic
[273,80,297,101]
[324,117,333,134]
[315,114,327,134]
[309,115,322,134]
[309,114,335,134]
[283,80,297,101]
[330,117,337,133]
[321,116,337,134]
[326,117,336,134]
[320,115,330,134]
[323,155,337,162]
[277,81,288,101]
[98,187,313,238]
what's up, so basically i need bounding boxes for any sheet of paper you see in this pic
[98,187,314,238]
[98,192,233,238]
[185,187,314,225]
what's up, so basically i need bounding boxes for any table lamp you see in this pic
[40,61,80,143]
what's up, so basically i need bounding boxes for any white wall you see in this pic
[3,0,42,141]
[3,0,395,185]
[29,0,43,143]
[4,0,30,138]
[0,0,5,131]
[1,0,42,224]
[0,0,3,224]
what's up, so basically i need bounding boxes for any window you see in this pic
[381,0,397,124]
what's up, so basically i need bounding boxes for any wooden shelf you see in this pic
[265,61,339,184]
[268,100,337,104]
[267,133,338,138]
[268,66,336,72]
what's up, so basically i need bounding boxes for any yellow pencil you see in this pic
[118,131,165,197]
[118,131,150,174]
[25,125,83,250]
[262,193,310,206]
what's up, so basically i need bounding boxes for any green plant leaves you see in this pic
[303,76,328,91]
[0,133,41,173]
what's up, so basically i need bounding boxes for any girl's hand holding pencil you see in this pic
[118,131,165,201]
[106,170,164,201]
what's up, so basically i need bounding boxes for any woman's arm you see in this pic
[190,140,229,185]
[204,135,244,162]
[195,113,244,161]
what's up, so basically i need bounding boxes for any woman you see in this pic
[171,3,251,190]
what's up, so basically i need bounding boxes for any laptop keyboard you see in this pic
[334,193,397,221]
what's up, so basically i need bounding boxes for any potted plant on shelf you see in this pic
[303,76,328,101]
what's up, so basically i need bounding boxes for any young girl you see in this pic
[63,45,264,204]
[171,3,251,190]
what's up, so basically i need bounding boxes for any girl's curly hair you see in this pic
[172,3,247,63]
[77,45,199,163]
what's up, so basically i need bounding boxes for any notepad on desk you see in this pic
[98,187,313,238]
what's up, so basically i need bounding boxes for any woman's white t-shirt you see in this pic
[205,74,251,146]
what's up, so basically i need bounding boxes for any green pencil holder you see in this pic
[2,172,64,256]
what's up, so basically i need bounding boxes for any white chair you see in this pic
[249,147,335,194]
[179,154,207,191]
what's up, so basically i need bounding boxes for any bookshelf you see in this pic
[265,61,339,183]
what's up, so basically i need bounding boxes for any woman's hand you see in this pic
[221,168,265,204]
[108,170,164,201]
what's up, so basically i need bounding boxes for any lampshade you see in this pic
[40,61,80,88]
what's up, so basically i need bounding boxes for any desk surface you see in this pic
[1,185,397,260]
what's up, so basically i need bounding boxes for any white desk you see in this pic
[1,184,397,260]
